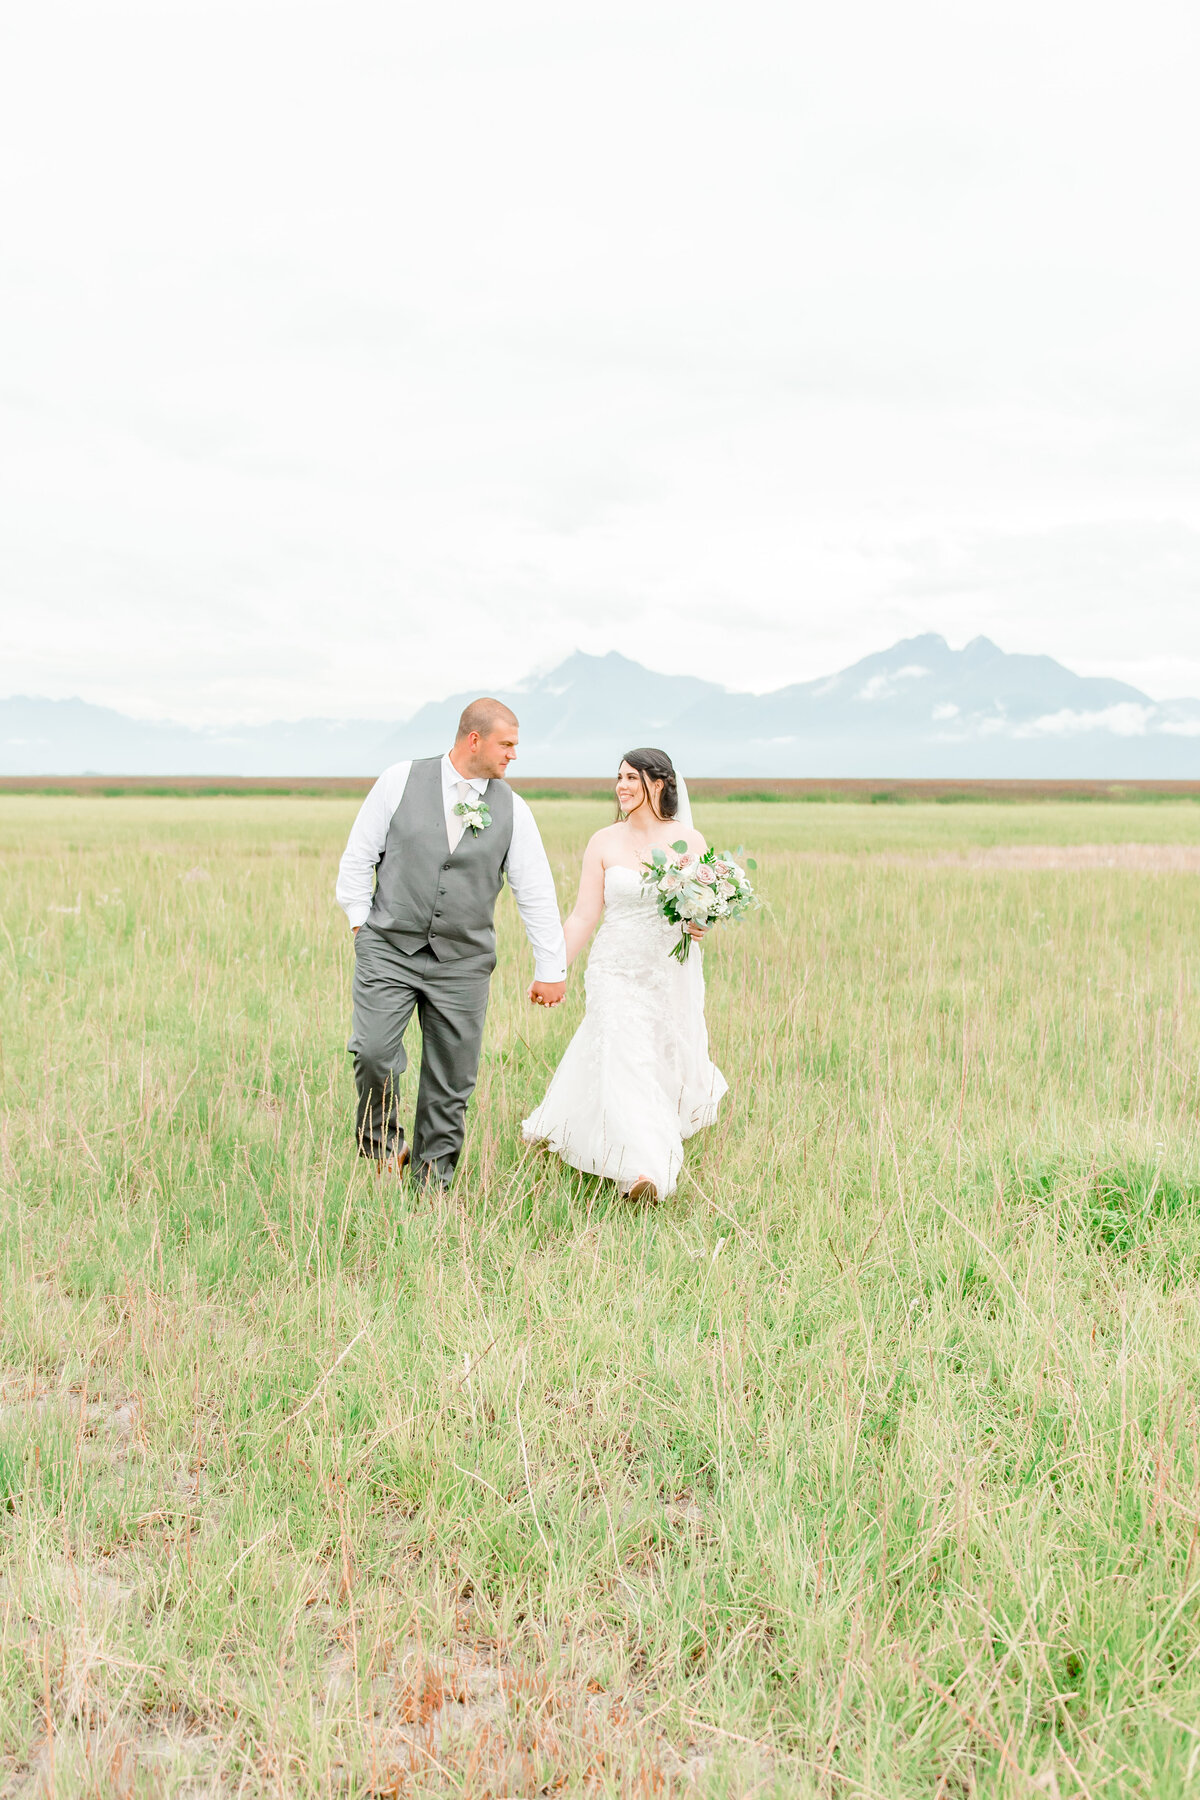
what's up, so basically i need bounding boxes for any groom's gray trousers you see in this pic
[349,925,492,1186]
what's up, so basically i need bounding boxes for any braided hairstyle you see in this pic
[617,748,678,822]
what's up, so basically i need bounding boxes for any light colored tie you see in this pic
[448,778,472,850]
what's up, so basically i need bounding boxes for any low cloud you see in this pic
[1012,704,1154,739]
[857,665,932,701]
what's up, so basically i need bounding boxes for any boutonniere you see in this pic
[454,795,492,836]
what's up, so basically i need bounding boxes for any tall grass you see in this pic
[3,797,1200,1796]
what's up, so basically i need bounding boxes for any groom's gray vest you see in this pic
[366,757,515,965]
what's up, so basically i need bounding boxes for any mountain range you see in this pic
[5,635,1200,777]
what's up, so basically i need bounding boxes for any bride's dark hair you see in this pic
[617,748,678,822]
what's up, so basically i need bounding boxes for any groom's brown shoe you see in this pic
[376,1144,411,1179]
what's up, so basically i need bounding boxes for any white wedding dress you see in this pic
[522,865,728,1196]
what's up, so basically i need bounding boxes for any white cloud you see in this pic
[857,664,931,701]
[1012,704,1155,739]
[948,702,1174,740]
[0,0,1198,722]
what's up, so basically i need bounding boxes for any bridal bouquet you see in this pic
[642,843,758,962]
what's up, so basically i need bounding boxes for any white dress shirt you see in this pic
[336,754,567,982]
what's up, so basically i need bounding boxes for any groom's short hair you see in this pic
[456,698,518,741]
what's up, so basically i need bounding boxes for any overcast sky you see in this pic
[2,0,1198,723]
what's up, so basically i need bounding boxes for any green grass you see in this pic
[4,797,1200,1795]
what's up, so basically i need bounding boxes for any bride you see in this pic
[522,748,728,1200]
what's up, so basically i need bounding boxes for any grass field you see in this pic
[5,796,1200,1797]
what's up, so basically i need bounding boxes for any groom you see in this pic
[336,699,567,1188]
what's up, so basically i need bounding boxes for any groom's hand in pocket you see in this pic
[529,981,566,1008]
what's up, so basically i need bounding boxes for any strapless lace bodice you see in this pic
[592,865,679,952]
[522,861,727,1195]
[600,864,658,915]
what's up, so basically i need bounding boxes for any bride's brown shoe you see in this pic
[622,1176,659,1202]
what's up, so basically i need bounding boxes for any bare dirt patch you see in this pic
[0,1371,145,1447]
[310,1635,743,1797]
[953,843,1200,872]
[793,843,1200,871]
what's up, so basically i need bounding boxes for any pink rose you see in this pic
[695,863,717,886]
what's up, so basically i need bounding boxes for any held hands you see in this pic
[529,980,566,1008]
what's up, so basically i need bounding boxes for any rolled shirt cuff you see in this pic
[344,903,371,928]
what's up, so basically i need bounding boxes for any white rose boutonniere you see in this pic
[454,795,492,836]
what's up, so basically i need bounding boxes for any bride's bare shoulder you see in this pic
[585,822,625,858]
[681,826,707,853]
